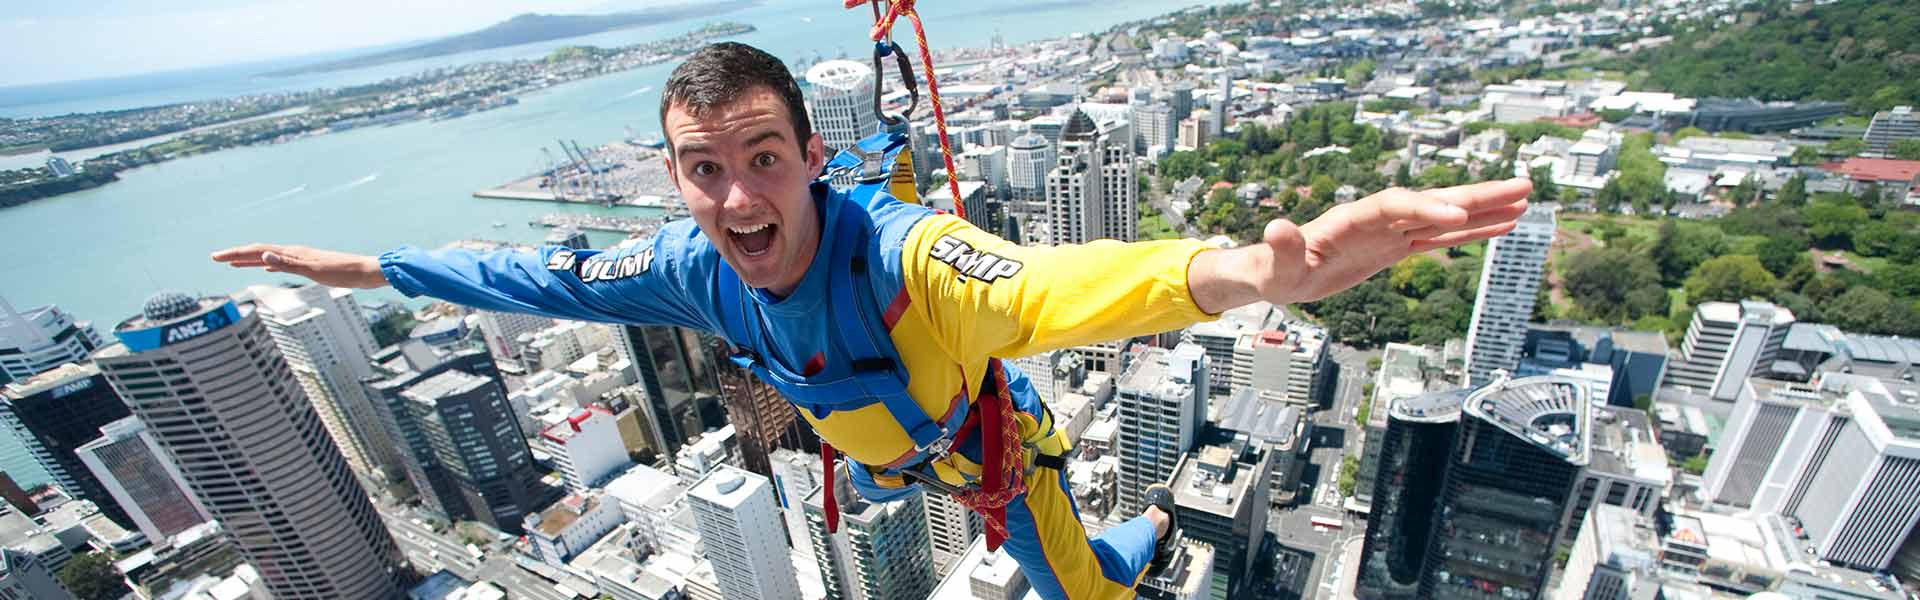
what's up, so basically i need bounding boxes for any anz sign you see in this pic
[115,301,243,353]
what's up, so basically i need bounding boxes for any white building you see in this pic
[540,405,632,494]
[1463,206,1556,387]
[806,60,883,154]
[474,310,553,367]
[1045,109,1136,245]
[957,145,1008,193]
[1667,300,1794,402]
[244,283,394,482]
[602,463,686,554]
[525,491,625,568]
[1132,101,1176,158]
[1115,343,1209,514]
[1866,105,1920,157]
[0,296,102,384]
[688,466,802,600]
[1555,505,1659,600]
[1779,373,1920,571]
[1006,133,1054,214]
[1229,325,1329,406]
[922,491,981,578]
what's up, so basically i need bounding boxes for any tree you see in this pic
[1802,200,1869,250]
[1822,287,1920,337]
[1409,288,1471,345]
[1649,221,1729,286]
[1894,139,1920,161]
[1394,160,1413,187]
[1302,276,1409,348]
[1853,221,1907,257]
[1826,138,1868,158]
[370,312,418,348]
[1563,248,1668,323]
[1777,173,1808,206]
[1389,256,1449,299]
[1755,237,1806,278]
[59,552,130,600]
[1792,145,1823,166]
[1684,255,1777,305]
[1671,127,1708,142]
[1874,263,1920,299]
[1528,166,1557,204]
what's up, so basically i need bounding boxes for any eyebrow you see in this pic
[673,129,789,158]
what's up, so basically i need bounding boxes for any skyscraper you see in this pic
[1045,109,1136,245]
[806,60,883,154]
[1701,376,1843,510]
[1169,438,1271,600]
[75,416,211,544]
[0,296,102,386]
[400,370,542,532]
[710,334,813,480]
[1419,375,1589,600]
[806,469,936,600]
[0,362,133,528]
[1355,388,1469,600]
[1210,71,1230,137]
[0,548,75,600]
[0,297,105,490]
[688,465,803,600]
[1116,343,1209,515]
[1006,133,1054,215]
[1463,206,1556,387]
[93,292,405,599]
[1666,300,1794,402]
[615,324,726,458]
[245,284,397,482]
[923,490,981,577]
[1776,373,1920,571]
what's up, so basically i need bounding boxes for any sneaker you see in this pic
[1143,483,1179,579]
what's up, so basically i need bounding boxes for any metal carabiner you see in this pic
[871,40,919,127]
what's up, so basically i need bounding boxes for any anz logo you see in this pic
[929,235,1024,284]
[161,308,232,346]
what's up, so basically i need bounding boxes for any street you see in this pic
[1267,342,1378,600]
[378,506,576,600]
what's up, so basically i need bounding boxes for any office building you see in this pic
[400,370,542,532]
[926,539,1029,600]
[1183,318,1253,397]
[1212,388,1306,506]
[614,325,725,459]
[923,490,981,577]
[1169,439,1271,600]
[0,363,133,528]
[473,309,552,368]
[770,448,823,558]
[525,491,624,568]
[1667,301,1795,402]
[1866,106,1920,156]
[601,463,685,554]
[1044,108,1136,245]
[1355,388,1468,600]
[1702,377,1840,509]
[958,145,1008,193]
[714,341,810,480]
[0,548,75,600]
[1116,343,1208,515]
[1136,541,1214,600]
[689,466,802,600]
[245,284,397,482]
[1463,206,1555,387]
[1561,407,1668,547]
[1177,113,1209,151]
[366,337,538,523]
[806,464,935,600]
[1229,326,1329,406]
[1133,101,1176,157]
[74,416,210,543]
[94,292,404,599]
[1418,375,1590,600]
[1168,82,1194,122]
[0,297,102,386]
[1553,505,1659,600]
[1210,71,1230,137]
[1776,373,1920,571]
[541,405,631,494]
[806,60,883,154]
[1006,133,1054,214]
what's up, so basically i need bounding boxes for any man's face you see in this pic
[663,86,826,297]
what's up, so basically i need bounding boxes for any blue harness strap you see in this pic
[714,132,966,455]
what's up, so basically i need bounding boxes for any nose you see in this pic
[722,177,762,216]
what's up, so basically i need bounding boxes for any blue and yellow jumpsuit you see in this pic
[379,176,1219,600]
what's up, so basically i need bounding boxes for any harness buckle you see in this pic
[918,435,953,461]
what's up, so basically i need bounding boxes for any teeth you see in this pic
[729,223,770,234]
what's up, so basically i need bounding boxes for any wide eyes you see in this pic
[692,162,719,176]
[754,152,778,168]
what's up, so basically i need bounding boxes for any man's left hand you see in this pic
[1189,177,1532,313]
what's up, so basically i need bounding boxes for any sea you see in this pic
[0,0,1223,488]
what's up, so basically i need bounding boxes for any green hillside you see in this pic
[1631,0,1920,111]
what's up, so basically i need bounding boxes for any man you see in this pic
[214,42,1528,600]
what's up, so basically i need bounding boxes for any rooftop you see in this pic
[1587,407,1670,485]
[0,361,97,399]
[401,369,488,405]
[530,492,601,537]
[1391,388,1469,423]
[687,465,764,511]
[806,59,873,89]
[1463,374,1591,465]
[539,404,614,445]
[1826,157,1920,182]
[1170,443,1254,517]
[603,464,685,512]
[1214,388,1302,447]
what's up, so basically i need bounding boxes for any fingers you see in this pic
[211,243,281,263]
[1385,178,1532,231]
[1373,188,1468,230]
[1409,221,1521,253]
[1403,199,1529,240]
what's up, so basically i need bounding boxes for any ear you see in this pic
[806,133,827,174]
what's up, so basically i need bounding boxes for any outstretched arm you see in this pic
[1187,177,1532,313]
[211,236,710,329]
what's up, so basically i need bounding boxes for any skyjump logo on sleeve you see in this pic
[548,248,654,283]
[929,235,1023,283]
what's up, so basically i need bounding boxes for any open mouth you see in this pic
[728,223,778,258]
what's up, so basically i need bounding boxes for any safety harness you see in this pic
[712,133,1055,550]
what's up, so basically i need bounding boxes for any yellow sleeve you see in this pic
[899,213,1221,361]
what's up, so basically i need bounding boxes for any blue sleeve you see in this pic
[377,221,715,330]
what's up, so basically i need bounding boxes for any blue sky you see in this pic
[1,0,640,87]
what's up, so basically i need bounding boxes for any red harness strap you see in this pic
[821,441,841,534]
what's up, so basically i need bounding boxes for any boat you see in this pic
[492,222,506,228]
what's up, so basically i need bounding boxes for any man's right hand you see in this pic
[210,244,388,289]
